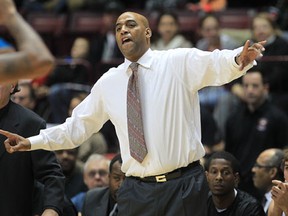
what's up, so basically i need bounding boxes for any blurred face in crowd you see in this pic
[55,149,78,175]
[11,84,35,110]
[71,37,89,59]
[206,158,239,196]
[115,12,151,62]
[84,158,109,189]
[200,16,220,39]
[242,71,268,109]
[252,16,275,42]
[109,161,125,201]
[158,14,179,43]
[0,83,15,109]
[252,150,277,192]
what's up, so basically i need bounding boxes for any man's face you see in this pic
[252,152,275,191]
[55,149,78,175]
[11,85,35,110]
[252,17,274,42]
[109,161,125,201]
[242,72,268,107]
[115,12,151,62]
[84,159,109,189]
[200,16,219,39]
[206,159,238,196]
[158,14,178,42]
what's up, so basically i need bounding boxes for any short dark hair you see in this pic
[109,153,122,172]
[205,151,241,174]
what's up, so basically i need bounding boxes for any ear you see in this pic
[145,28,152,39]
[205,170,209,180]
[269,167,278,179]
[9,83,16,94]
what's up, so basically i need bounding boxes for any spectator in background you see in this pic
[11,81,52,122]
[55,148,87,199]
[200,105,223,156]
[268,149,288,216]
[88,4,123,72]
[37,37,91,124]
[252,148,284,214]
[205,151,265,216]
[151,11,193,50]
[225,70,288,198]
[82,154,125,216]
[71,154,110,213]
[251,12,288,115]
[196,14,239,51]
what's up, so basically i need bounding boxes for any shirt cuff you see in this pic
[28,135,45,151]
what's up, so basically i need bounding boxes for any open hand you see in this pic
[0,129,31,153]
[236,40,266,70]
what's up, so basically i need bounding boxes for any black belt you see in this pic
[130,160,200,183]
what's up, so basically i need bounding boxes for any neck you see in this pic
[212,190,236,209]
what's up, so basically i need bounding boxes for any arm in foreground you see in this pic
[0,0,54,83]
[0,129,31,153]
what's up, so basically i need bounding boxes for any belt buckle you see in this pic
[155,175,167,182]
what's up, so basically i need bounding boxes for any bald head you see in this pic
[115,11,152,62]
[118,12,150,28]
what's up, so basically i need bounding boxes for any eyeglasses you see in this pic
[253,162,275,169]
[88,169,108,178]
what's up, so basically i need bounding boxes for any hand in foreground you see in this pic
[0,129,31,153]
[236,40,266,70]
[271,180,288,213]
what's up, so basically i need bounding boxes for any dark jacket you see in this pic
[206,189,265,216]
[0,101,65,215]
[82,187,115,216]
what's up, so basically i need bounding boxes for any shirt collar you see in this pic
[124,48,153,72]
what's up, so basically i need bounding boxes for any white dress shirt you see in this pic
[29,47,253,177]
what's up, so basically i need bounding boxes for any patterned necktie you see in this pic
[127,62,148,163]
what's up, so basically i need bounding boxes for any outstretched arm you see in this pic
[235,40,266,70]
[0,0,54,83]
[0,129,31,153]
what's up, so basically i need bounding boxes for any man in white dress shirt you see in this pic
[0,12,265,216]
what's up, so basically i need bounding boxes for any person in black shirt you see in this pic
[225,70,288,197]
[205,151,265,216]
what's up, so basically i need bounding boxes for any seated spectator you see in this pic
[205,151,266,216]
[11,81,52,122]
[82,153,125,216]
[151,11,193,50]
[71,154,110,213]
[37,37,92,123]
[196,14,239,51]
[225,70,288,197]
[252,148,284,213]
[268,149,288,216]
[55,148,88,199]
[251,12,288,115]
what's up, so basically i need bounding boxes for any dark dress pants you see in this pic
[117,164,208,216]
